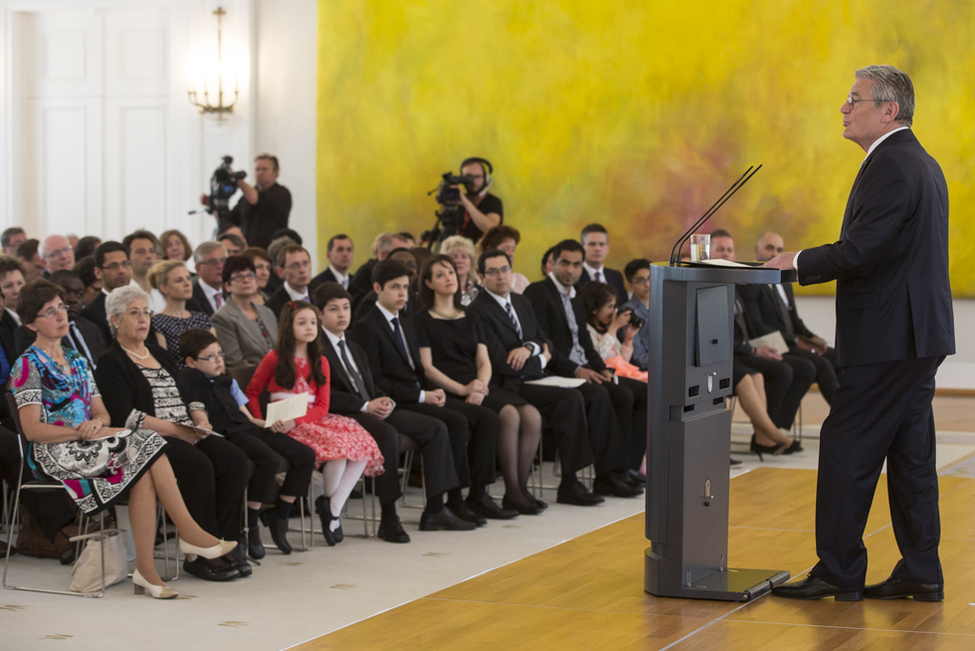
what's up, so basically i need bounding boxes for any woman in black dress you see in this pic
[413,255,544,515]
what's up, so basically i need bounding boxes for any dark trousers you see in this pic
[164,435,249,541]
[349,408,460,503]
[812,356,944,591]
[736,354,815,429]
[785,346,838,405]
[618,377,649,470]
[517,383,592,477]
[575,382,628,475]
[0,426,76,542]
[226,427,316,502]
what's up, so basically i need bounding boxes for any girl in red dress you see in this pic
[246,301,384,545]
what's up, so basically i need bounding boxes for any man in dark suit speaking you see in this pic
[767,65,954,602]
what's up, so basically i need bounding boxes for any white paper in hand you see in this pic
[266,392,310,425]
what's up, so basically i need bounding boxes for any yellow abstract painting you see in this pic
[317,0,974,295]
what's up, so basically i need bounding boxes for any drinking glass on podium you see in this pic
[690,234,710,262]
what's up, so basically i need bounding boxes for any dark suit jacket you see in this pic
[798,129,954,366]
[321,334,386,413]
[752,283,817,344]
[524,277,606,376]
[14,317,106,363]
[94,341,192,428]
[80,292,111,343]
[265,281,321,318]
[312,267,339,287]
[349,259,378,309]
[348,305,432,404]
[0,310,17,367]
[181,367,252,436]
[575,266,627,303]
[185,278,226,316]
[468,291,551,392]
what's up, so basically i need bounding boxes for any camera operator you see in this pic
[199,154,292,251]
[450,158,503,244]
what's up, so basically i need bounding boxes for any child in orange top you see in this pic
[246,300,384,546]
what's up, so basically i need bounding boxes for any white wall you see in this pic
[796,296,974,391]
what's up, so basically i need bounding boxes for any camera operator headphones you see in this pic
[460,157,494,197]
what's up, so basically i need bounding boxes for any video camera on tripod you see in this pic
[207,156,246,223]
[422,171,476,248]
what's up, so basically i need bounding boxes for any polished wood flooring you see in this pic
[298,468,975,650]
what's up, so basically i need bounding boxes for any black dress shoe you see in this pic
[625,469,647,485]
[467,494,519,520]
[556,481,605,506]
[267,516,293,555]
[593,474,643,498]
[771,574,863,601]
[332,519,344,544]
[448,500,487,527]
[730,457,743,466]
[315,496,338,546]
[865,576,944,601]
[183,557,240,582]
[419,507,477,531]
[227,549,252,577]
[377,516,411,543]
[783,439,803,454]
[501,495,541,515]
[532,496,549,510]
[247,527,266,560]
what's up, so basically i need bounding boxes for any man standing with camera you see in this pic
[201,154,291,251]
[451,157,503,244]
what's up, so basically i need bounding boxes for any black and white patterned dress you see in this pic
[151,311,213,368]
[124,366,206,431]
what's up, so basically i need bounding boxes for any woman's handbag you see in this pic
[69,529,128,593]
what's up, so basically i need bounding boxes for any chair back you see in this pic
[4,391,26,459]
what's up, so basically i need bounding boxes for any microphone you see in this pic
[668,165,762,266]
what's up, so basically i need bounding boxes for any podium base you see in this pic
[645,551,790,601]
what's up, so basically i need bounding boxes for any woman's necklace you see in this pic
[120,343,151,360]
[431,306,461,319]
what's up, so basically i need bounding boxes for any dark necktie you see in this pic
[594,270,602,283]
[391,317,409,360]
[69,322,96,369]
[734,296,750,342]
[504,301,523,339]
[770,285,796,342]
[338,340,370,399]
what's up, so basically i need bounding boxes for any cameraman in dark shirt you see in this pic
[201,154,292,251]
[451,157,503,244]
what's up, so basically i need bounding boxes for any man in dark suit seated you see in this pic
[524,240,645,494]
[769,65,954,602]
[573,224,627,303]
[751,231,839,404]
[14,270,106,368]
[315,282,480,542]
[348,232,412,310]
[351,248,419,324]
[80,241,133,342]
[265,244,320,317]
[311,234,354,290]
[350,260,495,532]
[471,250,607,506]
[185,241,228,316]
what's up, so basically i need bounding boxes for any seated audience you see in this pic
[619,259,651,371]
[149,260,215,367]
[218,232,246,257]
[160,229,193,263]
[73,236,101,262]
[440,236,480,306]
[479,225,530,294]
[180,328,315,556]
[123,230,163,311]
[211,255,279,369]
[540,246,557,279]
[414,255,540,515]
[469,250,603,506]
[350,260,493,530]
[266,244,319,316]
[264,235,296,297]
[733,361,801,458]
[95,285,249,581]
[11,279,234,599]
[315,282,466,543]
[0,257,27,377]
[242,246,274,304]
[525,240,647,486]
[348,232,412,308]
[40,235,75,274]
[578,281,646,382]
[575,224,627,302]
[2,227,26,257]
[312,234,354,289]
[352,248,418,323]
[246,301,384,546]
[186,242,228,316]
[17,239,46,281]
[73,256,102,307]
[81,241,132,343]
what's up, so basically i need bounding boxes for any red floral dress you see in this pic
[245,351,384,477]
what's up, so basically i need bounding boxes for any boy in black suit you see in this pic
[179,328,315,557]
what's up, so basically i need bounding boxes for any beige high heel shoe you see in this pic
[133,568,178,599]
[179,538,237,561]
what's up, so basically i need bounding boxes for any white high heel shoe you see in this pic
[133,568,178,599]
[178,538,237,561]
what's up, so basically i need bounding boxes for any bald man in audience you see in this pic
[40,235,75,274]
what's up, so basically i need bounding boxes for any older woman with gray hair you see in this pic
[440,235,479,306]
[94,285,250,582]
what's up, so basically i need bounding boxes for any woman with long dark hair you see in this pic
[413,255,544,515]
[245,301,384,545]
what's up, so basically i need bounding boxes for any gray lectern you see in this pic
[644,262,792,601]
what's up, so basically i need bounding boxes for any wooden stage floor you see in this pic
[297,467,975,650]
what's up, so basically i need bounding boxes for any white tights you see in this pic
[322,458,367,528]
